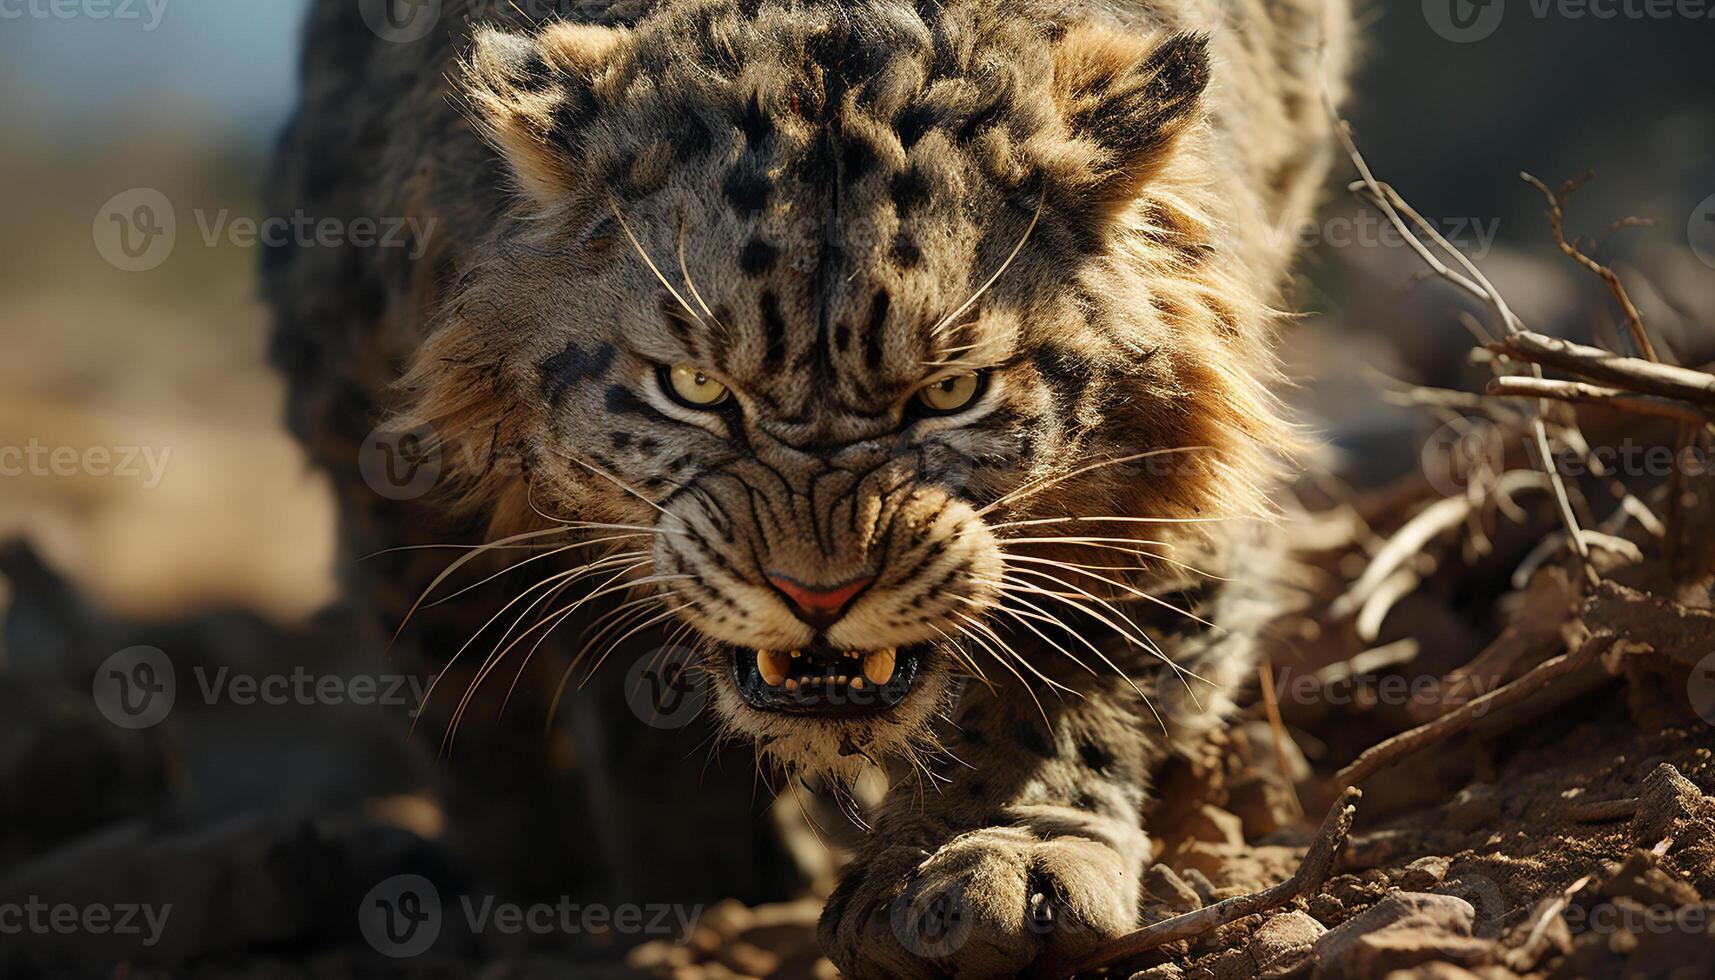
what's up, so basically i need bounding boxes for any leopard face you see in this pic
[395,1,1290,776]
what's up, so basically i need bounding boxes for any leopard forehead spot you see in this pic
[455,1,1249,421]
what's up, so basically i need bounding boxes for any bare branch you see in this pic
[1030,788,1362,979]
[1487,376,1715,426]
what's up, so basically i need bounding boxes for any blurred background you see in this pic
[0,0,1710,974]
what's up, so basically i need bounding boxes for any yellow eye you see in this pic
[663,364,730,408]
[915,373,984,414]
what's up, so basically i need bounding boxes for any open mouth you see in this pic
[729,638,927,717]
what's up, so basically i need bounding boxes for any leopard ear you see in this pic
[1054,28,1211,209]
[463,24,629,205]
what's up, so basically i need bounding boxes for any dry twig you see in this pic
[1486,376,1715,426]
[1520,172,1657,362]
[1029,788,1362,980]
[1337,634,1616,790]
[1488,331,1715,407]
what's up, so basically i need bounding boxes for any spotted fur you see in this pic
[267,0,1350,973]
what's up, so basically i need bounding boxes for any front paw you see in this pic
[818,825,1139,979]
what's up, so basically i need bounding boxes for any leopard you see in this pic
[264,0,1351,975]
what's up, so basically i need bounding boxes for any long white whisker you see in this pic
[611,199,709,333]
[1003,553,1222,633]
[929,190,1045,340]
[975,447,1215,518]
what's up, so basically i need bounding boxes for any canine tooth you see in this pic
[851,677,866,690]
[756,650,790,686]
[862,648,896,686]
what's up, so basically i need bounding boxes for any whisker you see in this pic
[954,610,1078,699]
[439,564,674,752]
[948,611,1057,732]
[555,450,676,520]
[610,199,710,334]
[1002,553,1222,633]
[427,539,649,608]
[1001,569,1207,706]
[393,526,583,644]
[929,189,1045,340]
[975,447,1215,519]
[411,555,649,740]
[997,536,1230,582]
[677,220,727,337]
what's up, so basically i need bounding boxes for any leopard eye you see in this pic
[914,372,985,415]
[661,364,731,409]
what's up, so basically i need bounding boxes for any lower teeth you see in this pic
[752,647,900,690]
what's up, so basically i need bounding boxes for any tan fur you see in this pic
[266,0,1352,973]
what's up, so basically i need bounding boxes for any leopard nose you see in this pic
[766,573,874,630]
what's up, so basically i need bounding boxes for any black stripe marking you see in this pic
[760,290,787,368]
[862,291,891,373]
[538,341,616,405]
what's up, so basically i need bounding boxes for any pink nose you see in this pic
[766,573,873,630]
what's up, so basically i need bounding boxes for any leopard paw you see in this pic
[818,826,1139,979]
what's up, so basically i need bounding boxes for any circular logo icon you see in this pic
[94,188,176,272]
[1424,0,1505,43]
[1438,872,1511,934]
[894,431,978,499]
[890,878,974,960]
[359,874,443,958]
[359,424,442,501]
[1687,651,1715,726]
[92,646,177,730]
[1689,194,1715,271]
[1421,417,1504,497]
[358,0,442,43]
[624,645,711,729]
